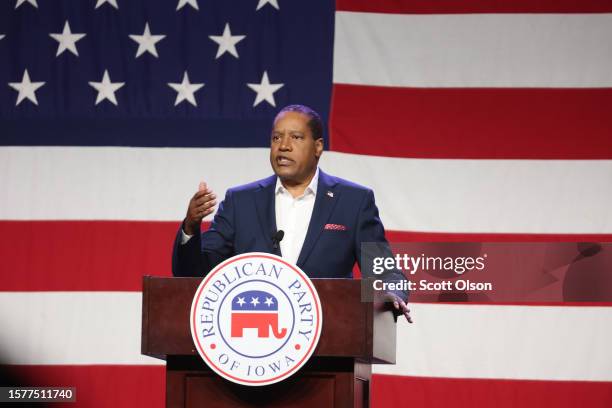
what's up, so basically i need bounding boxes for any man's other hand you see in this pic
[385,293,413,324]
[184,182,217,236]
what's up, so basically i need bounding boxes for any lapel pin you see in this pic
[326,191,334,198]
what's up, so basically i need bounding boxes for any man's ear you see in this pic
[315,138,324,158]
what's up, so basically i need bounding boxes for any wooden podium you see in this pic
[141,276,397,408]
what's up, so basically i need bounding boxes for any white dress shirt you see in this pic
[181,168,319,265]
[274,167,318,265]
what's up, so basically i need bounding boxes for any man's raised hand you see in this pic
[184,182,217,235]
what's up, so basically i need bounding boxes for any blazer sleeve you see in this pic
[354,189,408,302]
[172,189,236,277]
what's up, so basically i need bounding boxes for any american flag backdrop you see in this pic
[1,0,612,407]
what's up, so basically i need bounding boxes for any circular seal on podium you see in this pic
[190,253,323,386]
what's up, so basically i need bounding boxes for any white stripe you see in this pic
[0,292,163,365]
[327,152,612,234]
[334,12,612,88]
[373,303,612,381]
[1,147,611,233]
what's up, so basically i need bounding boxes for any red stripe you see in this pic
[2,365,165,408]
[330,84,612,159]
[0,220,175,292]
[386,231,612,242]
[336,0,612,14]
[1,221,610,291]
[371,374,612,408]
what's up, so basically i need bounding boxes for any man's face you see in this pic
[270,111,323,184]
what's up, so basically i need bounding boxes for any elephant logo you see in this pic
[231,290,287,339]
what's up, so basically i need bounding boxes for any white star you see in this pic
[209,23,245,59]
[95,0,118,9]
[49,21,86,57]
[168,72,204,107]
[264,297,274,307]
[256,0,279,10]
[250,297,260,306]
[0,35,5,41]
[129,23,166,58]
[247,71,284,107]
[176,0,198,11]
[15,0,37,9]
[8,69,45,106]
[88,70,125,106]
[236,297,246,307]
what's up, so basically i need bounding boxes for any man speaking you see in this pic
[172,104,411,322]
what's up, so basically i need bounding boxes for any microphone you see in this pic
[271,230,284,251]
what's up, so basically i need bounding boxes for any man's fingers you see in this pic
[198,207,215,217]
[187,192,217,220]
[405,311,413,324]
[184,183,213,234]
[193,188,212,200]
[393,299,414,324]
[199,199,217,210]
[404,311,413,324]
[401,305,413,324]
[188,205,215,223]
[196,200,217,215]
[393,298,405,310]
[194,193,216,207]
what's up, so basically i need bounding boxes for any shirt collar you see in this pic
[275,167,319,197]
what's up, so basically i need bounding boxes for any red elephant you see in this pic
[230,290,287,339]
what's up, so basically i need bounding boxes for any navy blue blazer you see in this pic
[172,170,404,288]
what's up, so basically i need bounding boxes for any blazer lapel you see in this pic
[254,175,279,255]
[296,170,339,267]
